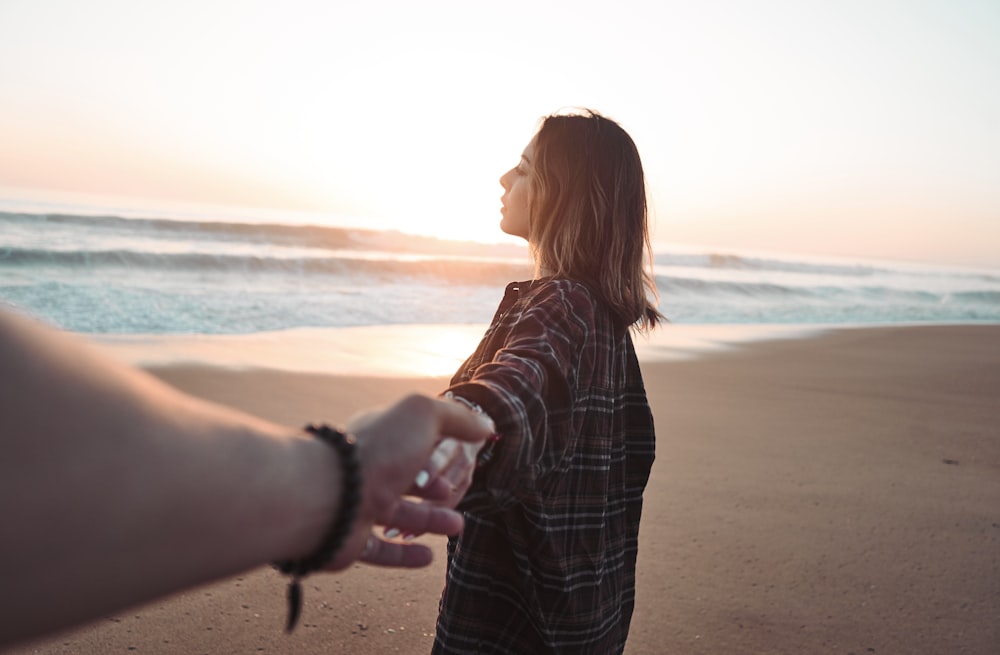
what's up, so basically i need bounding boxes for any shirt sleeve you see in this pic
[445,280,596,512]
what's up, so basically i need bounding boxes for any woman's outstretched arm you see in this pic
[0,309,491,647]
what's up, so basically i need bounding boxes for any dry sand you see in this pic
[8,326,999,654]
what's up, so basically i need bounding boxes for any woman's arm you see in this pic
[0,309,491,646]
[414,280,596,515]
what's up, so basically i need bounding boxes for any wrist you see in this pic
[443,391,500,468]
[274,425,361,632]
[278,430,344,561]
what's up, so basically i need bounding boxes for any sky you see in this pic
[1,0,998,269]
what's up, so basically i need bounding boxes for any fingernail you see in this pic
[415,470,430,488]
[384,527,401,539]
[403,533,415,542]
[478,414,496,433]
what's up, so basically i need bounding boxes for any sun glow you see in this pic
[96,325,487,378]
[1,1,998,266]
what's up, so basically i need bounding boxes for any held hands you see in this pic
[415,392,494,511]
[377,398,494,544]
[407,438,484,509]
[324,394,492,570]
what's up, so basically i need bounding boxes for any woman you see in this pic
[430,109,663,654]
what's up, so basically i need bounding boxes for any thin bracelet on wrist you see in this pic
[444,391,501,468]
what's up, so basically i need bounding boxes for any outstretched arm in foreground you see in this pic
[0,309,491,647]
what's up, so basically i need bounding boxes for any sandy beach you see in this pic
[8,325,999,654]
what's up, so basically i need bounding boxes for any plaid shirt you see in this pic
[433,278,656,654]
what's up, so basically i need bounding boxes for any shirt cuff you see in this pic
[443,390,501,468]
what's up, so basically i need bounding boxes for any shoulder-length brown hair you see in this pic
[528,109,663,331]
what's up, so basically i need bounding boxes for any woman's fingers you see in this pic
[419,439,461,484]
[402,438,481,524]
[442,441,480,487]
[402,394,492,496]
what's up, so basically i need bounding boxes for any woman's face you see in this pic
[498,137,536,240]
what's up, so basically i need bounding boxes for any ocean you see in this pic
[2,209,999,338]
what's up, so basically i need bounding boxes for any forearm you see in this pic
[0,310,492,646]
[0,311,336,642]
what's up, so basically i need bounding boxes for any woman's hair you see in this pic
[528,109,663,331]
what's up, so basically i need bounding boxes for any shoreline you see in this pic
[9,324,999,654]
[89,322,857,377]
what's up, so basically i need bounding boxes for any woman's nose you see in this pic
[499,169,513,190]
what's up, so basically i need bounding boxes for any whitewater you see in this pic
[2,210,999,337]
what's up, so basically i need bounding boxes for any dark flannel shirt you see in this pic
[432,278,656,655]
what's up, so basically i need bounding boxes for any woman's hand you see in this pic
[410,394,495,511]
[377,423,492,544]
[325,394,491,570]
[412,438,483,508]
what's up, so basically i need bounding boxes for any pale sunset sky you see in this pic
[1,0,998,268]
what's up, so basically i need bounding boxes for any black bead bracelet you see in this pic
[274,424,362,632]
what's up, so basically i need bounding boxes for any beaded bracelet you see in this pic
[274,424,362,632]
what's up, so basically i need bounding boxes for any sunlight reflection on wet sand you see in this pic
[94,324,831,377]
